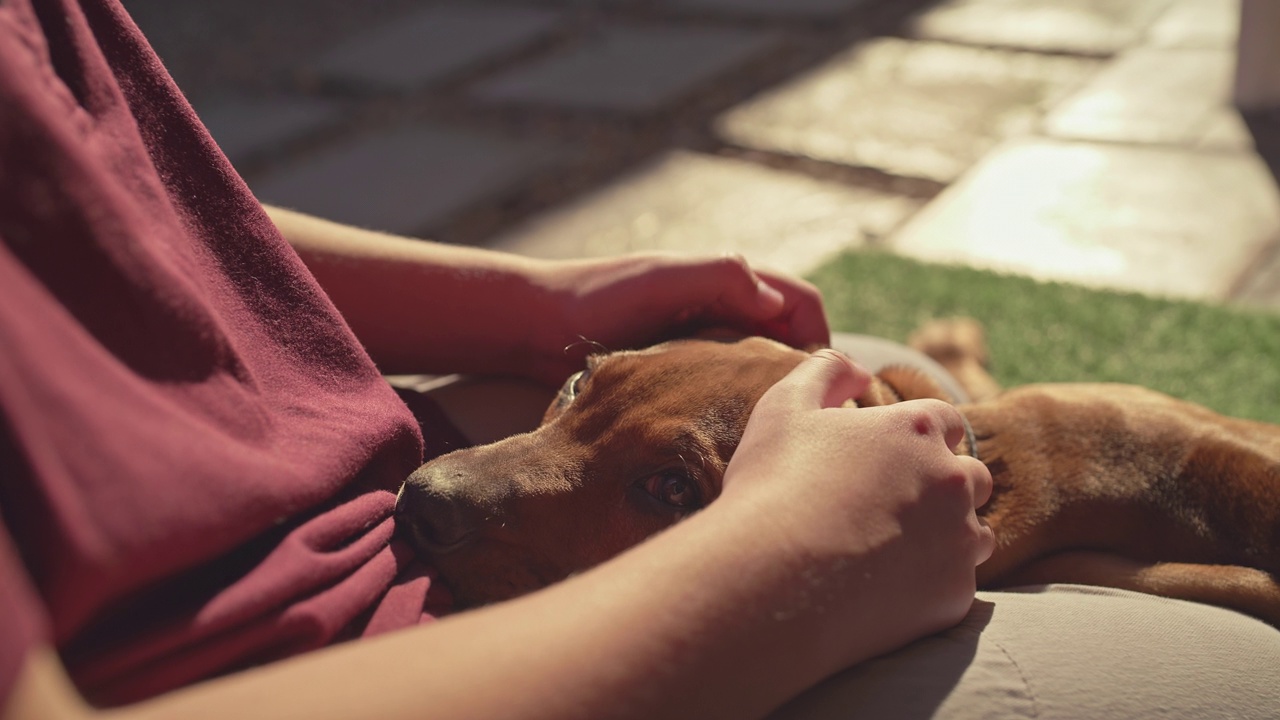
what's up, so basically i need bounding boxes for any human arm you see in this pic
[5,352,992,720]
[265,206,828,384]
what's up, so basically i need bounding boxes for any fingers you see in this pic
[957,454,995,565]
[902,399,994,512]
[968,455,993,508]
[671,253,776,319]
[879,399,995,567]
[761,350,874,413]
[751,274,787,316]
[660,254,829,349]
[754,269,829,348]
[559,252,829,354]
[889,398,970,454]
[897,399,994,509]
[973,515,996,566]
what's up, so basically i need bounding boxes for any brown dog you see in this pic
[396,320,1280,625]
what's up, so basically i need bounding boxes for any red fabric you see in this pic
[0,0,448,706]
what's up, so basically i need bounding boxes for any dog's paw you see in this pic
[909,317,990,368]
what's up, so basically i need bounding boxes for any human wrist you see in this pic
[690,488,896,672]
[507,259,581,384]
[563,498,853,715]
[715,453,969,667]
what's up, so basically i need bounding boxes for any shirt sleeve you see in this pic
[0,514,50,708]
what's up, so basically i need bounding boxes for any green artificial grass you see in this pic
[807,250,1280,424]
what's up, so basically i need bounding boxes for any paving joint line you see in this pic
[712,144,949,200]
[1226,231,1280,303]
[881,33,1122,61]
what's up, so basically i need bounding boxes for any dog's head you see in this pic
[400,331,962,608]
[395,336,809,607]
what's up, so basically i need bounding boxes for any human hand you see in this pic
[718,350,995,669]
[529,253,828,384]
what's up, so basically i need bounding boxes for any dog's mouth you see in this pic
[403,522,476,556]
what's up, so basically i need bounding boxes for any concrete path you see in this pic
[125,0,1280,312]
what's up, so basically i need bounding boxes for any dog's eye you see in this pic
[640,472,701,509]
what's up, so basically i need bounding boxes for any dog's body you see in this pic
[397,320,1280,625]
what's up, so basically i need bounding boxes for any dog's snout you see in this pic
[396,471,485,554]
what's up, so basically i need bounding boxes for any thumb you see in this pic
[672,255,784,322]
[765,350,873,412]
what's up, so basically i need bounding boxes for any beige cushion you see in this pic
[773,584,1280,719]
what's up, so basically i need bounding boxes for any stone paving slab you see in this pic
[472,24,779,113]
[314,5,561,91]
[1233,242,1280,310]
[1146,0,1240,49]
[492,151,922,277]
[716,38,1100,183]
[659,0,872,17]
[1196,109,1254,152]
[887,138,1280,301]
[908,0,1174,55]
[251,125,564,237]
[197,96,344,165]
[1043,47,1234,146]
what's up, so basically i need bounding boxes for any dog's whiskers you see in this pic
[563,336,609,357]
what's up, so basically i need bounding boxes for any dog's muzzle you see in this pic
[395,475,481,555]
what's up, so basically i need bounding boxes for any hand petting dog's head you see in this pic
[396,337,807,607]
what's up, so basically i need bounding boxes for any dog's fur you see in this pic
[397,320,1280,625]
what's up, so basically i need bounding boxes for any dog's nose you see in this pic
[396,472,483,554]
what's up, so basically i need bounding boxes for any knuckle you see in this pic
[908,399,963,438]
[936,467,973,498]
[911,412,936,438]
[900,400,942,436]
[715,252,755,280]
[925,457,981,504]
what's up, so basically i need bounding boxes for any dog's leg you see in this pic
[966,383,1280,627]
[855,366,955,407]
[994,551,1280,627]
[908,318,1002,402]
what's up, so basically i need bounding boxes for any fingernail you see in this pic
[821,347,869,373]
[813,348,854,368]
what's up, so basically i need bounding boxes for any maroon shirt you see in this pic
[0,0,454,705]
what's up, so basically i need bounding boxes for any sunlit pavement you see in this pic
[125,0,1280,311]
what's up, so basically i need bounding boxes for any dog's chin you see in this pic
[435,559,562,609]
[445,575,547,609]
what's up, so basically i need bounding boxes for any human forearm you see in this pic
[265,206,830,384]
[125,353,988,720]
[5,353,991,720]
[1,512,971,720]
[110,505,858,720]
[266,206,562,377]
[6,501,890,720]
